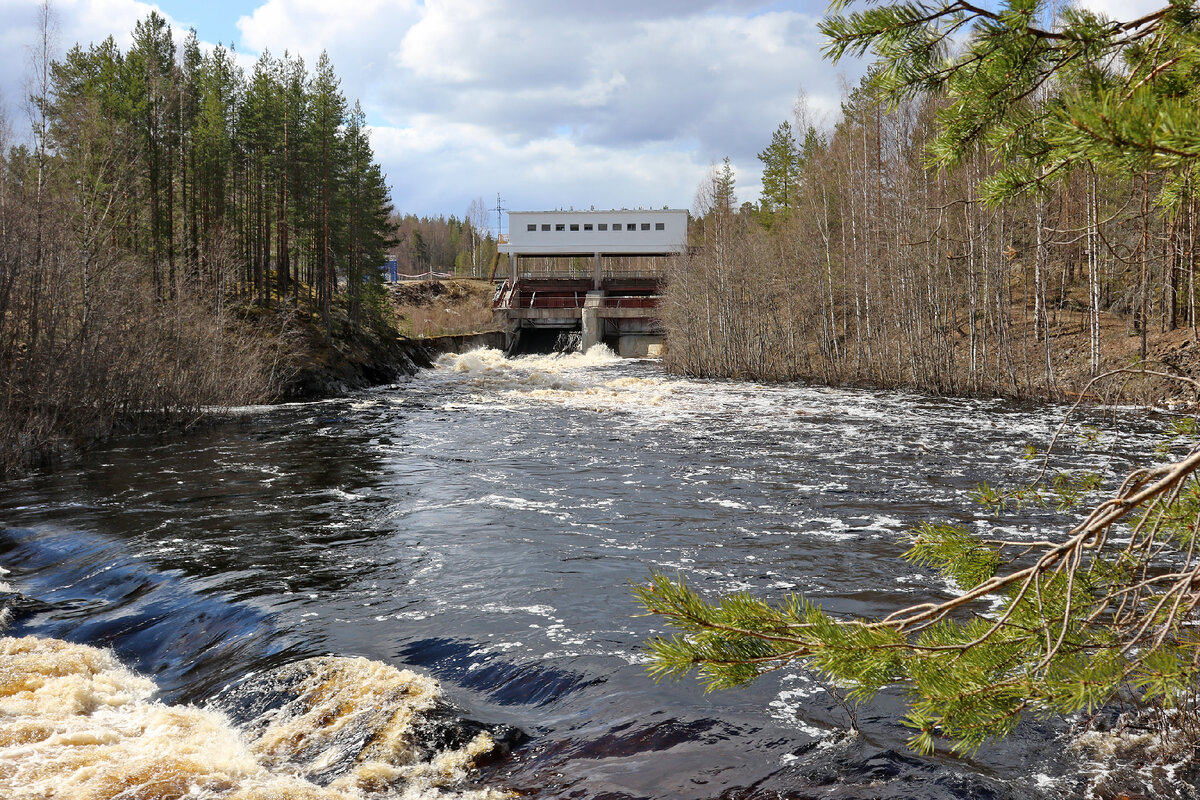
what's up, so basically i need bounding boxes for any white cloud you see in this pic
[1075,0,1165,21]
[368,120,710,227]
[0,0,160,125]
[362,2,845,215]
[0,0,858,218]
[237,0,421,111]
[231,0,855,215]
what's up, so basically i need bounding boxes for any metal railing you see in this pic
[601,295,660,308]
[493,286,662,311]
[524,292,585,309]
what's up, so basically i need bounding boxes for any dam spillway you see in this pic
[493,208,686,355]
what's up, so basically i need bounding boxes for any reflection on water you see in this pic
[0,346,1174,798]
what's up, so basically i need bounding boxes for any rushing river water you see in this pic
[0,347,1179,799]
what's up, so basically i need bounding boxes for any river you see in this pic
[0,347,1174,799]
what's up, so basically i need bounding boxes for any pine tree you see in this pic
[178,30,203,281]
[343,101,394,328]
[820,1,1199,203]
[276,52,307,304]
[306,52,346,329]
[636,440,1200,753]
[757,120,801,221]
[125,11,177,297]
[239,52,274,303]
[191,43,240,302]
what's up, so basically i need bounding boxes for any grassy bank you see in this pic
[387,279,500,339]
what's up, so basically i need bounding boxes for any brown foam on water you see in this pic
[244,656,498,796]
[0,636,507,800]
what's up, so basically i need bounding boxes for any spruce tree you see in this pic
[757,120,801,221]
[125,11,177,297]
[306,52,346,329]
[343,100,395,329]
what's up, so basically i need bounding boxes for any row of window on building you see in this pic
[526,222,666,232]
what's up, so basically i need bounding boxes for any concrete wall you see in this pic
[617,335,664,358]
[413,331,505,357]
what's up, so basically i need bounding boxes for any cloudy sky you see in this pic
[0,0,1167,230]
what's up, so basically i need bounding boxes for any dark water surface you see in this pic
[0,347,1170,798]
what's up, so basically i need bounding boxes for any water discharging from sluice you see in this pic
[505,327,584,355]
[0,346,1184,799]
[552,331,582,354]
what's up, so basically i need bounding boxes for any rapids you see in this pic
[0,636,502,799]
[0,346,1176,798]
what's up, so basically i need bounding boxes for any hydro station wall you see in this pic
[500,209,688,257]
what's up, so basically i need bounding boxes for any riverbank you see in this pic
[0,281,502,477]
[282,278,502,398]
[281,284,502,399]
[660,250,1200,411]
[388,279,500,339]
[283,326,504,400]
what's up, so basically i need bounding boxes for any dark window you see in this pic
[627,223,637,231]
[570,223,579,231]
[641,222,650,230]
[527,224,537,232]
[541,224,551,231]
[583,224,593,231]
[598,224,607,231]
[555,224,565,231]
[655,222,665,230]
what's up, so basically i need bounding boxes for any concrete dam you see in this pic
[492,208,686,356]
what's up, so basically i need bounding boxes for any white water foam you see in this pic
[0,636,508,800]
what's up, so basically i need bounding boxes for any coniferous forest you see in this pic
[0,10,397,473]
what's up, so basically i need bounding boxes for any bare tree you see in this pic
[467,196,488,278]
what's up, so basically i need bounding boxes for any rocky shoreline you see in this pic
[282,330,505,400]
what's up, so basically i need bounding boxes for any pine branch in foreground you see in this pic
[635,442,1200,754]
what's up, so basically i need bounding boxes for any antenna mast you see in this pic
[495,193,506,239]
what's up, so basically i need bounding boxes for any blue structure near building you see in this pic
[380,260,399,282]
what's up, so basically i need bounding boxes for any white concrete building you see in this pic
[499,208,688,256]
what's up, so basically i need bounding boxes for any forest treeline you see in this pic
[1,9,397,473]
[393,210,499,279]
[666,79,1199,401]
